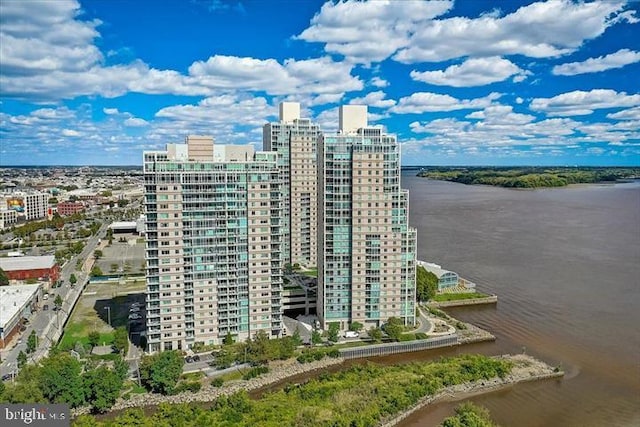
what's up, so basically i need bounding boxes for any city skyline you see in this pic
[1,0,639,166]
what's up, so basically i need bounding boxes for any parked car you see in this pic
[1,374,11,382]
[185,356,194,363]
[43,304,49,311]
[344,331,359,338]
[192,355,200,362]
[131,302,142,308]
[128,313,141,320]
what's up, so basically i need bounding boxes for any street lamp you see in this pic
[104,306,111,327]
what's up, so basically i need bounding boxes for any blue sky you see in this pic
[1,0,639,166]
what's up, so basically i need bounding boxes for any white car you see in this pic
[344,331,359,338]
[129,306,141,313]
[128,313,142,320]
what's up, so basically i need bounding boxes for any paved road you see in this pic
[0,225,107,378]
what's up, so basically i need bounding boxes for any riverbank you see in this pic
[73,356,345,417]
[379,353,564,427]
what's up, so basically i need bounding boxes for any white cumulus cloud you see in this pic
[391,92,501,114]
[530,89,640,116]
[297,0,453,64]
[410,57,530,87]
[552,49,640,76]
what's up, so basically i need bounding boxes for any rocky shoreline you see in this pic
[379,353,564,427]
[72,356,345,417]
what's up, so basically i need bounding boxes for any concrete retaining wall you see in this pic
[429,295,498,308]
[339,335,459,359]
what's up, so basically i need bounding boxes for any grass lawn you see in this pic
[300,268,318,278]
[432,292,489,302]
[217,370,244,382]
[59,321,114,350]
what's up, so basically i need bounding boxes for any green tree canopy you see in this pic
[416,265,439,301]
[83,366,124,413]
[327,322,340,343]
[311,330,322,345]
[349,321,363,332]
[0,268,9,286]
[26,330,37,354]
[368,327,383,343]
[17,351,27,368]
[54,294,63,310]
[383,317,405,341]
[140,350,184,395]
[88,331,100,348]
[113,327,129,354]
[40,353,85,407]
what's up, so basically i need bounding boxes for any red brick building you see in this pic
[0,256,60,285]
[57,201,85,216]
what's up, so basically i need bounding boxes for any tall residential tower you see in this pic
[263,102,321,268]
[143,136,283,352]
[318,106,417,330]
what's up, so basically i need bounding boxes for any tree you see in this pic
[83,366,123,413]
[113,327,128,354]
[0,267,9,286]
[90,266,103,277]
[139,350,184,395]
[26,330,37,354]
[40,353,85,407]
[94,249,103,260]
[291,327,303,346]
[416,265,439,301]
[349,321,363,333]
[69,273,77,286]
[383,317,405,341]
[113,356,129,382]
[17,351,27,368]
[368,327,383,343]
[327,322,340,343]
[311,330,322,345]
[88,331,100,348]
[54,294,63,311]
[223,332,234,345]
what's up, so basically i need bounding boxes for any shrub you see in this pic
[174,381,202,393]
[398,333,416,342]
[415,332,429,340]
[211,377,224,387]
[242,366,269,380]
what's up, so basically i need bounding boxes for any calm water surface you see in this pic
[398,174,640,427]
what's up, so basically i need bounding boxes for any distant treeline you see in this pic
[417,167,640,188]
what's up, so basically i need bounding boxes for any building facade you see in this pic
[0,209,18,230]
[263,102,321,268]
[0,255,60,286]
[143,136,283,353]
[56,201,85,216]
[24,193,48,220]
[317,106,417,330]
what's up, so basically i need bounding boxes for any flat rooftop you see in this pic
[0,255,56,271]
[0,284,40,329]
[109,221,137,229]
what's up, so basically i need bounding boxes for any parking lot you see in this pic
[58,279,145,350]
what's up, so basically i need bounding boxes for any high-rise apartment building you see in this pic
[143,136,283,352]
[24,193,48,220]
[317,106,417,330]
[263,102,321,267]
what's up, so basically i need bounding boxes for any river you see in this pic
[397,174,640,427]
